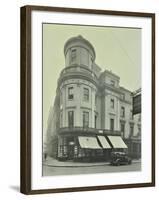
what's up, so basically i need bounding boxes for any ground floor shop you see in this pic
[56,132,128,162]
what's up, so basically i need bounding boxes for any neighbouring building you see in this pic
[45,35,141,162]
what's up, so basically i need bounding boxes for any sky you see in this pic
[43,23,141,135]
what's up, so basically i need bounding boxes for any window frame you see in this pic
[70,48,77,63]
[121,106,125,117]
[83,87,89,102]
[110,80,115,86]
[110,118,114,131]
[83,111,89,128]
[130,124,134,137]
[110,98,115,109]
[120,122,125,137]
[68,110,74,127]
[68,87,74,100]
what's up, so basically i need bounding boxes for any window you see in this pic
[121,94,125,100]
[110,118,114,131]
[95,115,97,129]
[60,112,63,127]
[68,111,74,127]
[83,112,89,128]
[83,88,89,101]
[130,110,134,119]
[110,80,115,86]
[71,49,76,63]
[95,95,97,106]
[68,87,74,100]
[130,125,134,137]
[138,125,141,136]
[60,92,62,104]
[90,56,94,68]
[120,123,125,137]
[121,106,125,117]
[110,99,114,109]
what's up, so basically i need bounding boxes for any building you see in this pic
[46,35,141,162]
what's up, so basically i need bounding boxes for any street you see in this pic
[43,162,141,176]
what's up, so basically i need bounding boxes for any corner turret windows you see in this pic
[68,111,74,127]
[68,87,74,100]
[70,48,76,64]
[83,111,89,128]
[83,88,89,101]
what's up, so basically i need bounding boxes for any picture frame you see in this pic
[20,5,155,194]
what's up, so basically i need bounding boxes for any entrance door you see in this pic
[67,137,75,160]
[68,144,74,160]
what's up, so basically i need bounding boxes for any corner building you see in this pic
[46,35,141,161]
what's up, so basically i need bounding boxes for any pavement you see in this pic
[43,156,141,167]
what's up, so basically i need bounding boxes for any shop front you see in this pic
[57,131,128,162]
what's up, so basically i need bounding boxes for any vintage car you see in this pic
[110,151,132,166]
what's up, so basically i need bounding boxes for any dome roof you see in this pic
[64,35,96,59]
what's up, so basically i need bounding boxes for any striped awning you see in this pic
[97,136,111,149]
[107,136,127,148]
[78,136,101,149]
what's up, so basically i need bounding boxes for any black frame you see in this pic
[20,5,155,194]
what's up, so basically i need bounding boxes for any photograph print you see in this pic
[20,6,155,194]
[42,23,142,176]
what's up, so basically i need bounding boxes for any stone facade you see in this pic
[46,35,141,161]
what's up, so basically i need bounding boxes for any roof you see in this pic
[119,86,132,93]
[64,35,96,58]
[101,69,120,80]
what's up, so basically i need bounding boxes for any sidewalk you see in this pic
[43,156,141,167]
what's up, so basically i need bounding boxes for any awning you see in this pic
[97,136,111,149]
[78,136,101,149]
[107,136,128,148]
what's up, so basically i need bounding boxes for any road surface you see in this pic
[43,162,141,176]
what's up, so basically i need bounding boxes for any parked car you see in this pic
[110,151,132,166]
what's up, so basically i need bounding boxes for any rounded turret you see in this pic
[64,35,96,70]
